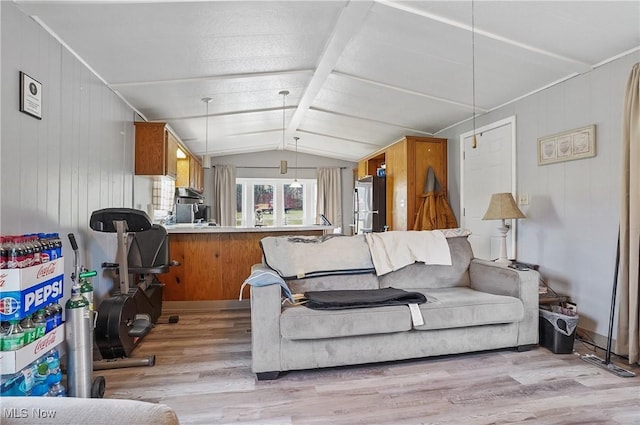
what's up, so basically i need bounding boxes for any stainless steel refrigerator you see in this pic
[353,175,386,234]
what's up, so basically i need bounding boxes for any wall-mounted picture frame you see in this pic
[537,125,596,165]
[20,71,43,120]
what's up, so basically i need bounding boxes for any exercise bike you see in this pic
[90,208,178,369]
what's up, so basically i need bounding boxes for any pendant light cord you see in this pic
[201,97,212,165]
[205,101,209,156]
[294,137,299,181]
[279,90,289,151]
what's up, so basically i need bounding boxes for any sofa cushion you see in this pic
[411,287,524,330]
[280,304,412,340]
[379,236,473,289]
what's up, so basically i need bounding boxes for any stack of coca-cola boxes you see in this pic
[0,233,66,396]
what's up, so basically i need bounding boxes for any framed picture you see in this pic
[537,125,595,165]
[20,71,43,120]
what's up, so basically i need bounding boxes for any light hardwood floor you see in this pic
[99,301,640,425]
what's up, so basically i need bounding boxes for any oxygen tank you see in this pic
[65,280,92,397]
[65,233,95,399]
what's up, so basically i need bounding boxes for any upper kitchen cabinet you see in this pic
[176,154,204,193]
[357,152,386,179]
[190,156,204,193]
[134,122,178,178]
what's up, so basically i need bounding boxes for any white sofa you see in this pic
[250,232,539,380]
[1,397,179,425]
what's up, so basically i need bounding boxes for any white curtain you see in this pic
[316,167,342,230]
[213,165,237,227]
[617,62,640,364]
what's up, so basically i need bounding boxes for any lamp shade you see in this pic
[482,193,525,220]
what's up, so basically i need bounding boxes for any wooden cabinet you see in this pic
[357,153,385,179]
[176,155,204,193]
[166,133,179,178]
[357,160,367,179]
[189,156,204,193]
[134,122,178,178]
[358,136,448,231]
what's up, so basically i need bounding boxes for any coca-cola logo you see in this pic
[0,273,6,287]
[37,263,57,279]
[34,330,57,353]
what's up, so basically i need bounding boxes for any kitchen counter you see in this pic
[161,225,331,301]
[164,224,334,234]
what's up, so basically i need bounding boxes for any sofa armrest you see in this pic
[249,264,282,375]
[1,397,179,425]
[469,259,539,346]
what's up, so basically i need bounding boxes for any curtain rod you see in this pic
[213,166,348,170]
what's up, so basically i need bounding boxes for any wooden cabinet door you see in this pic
[176,157,190,187]
[357,160,367,179]
[160,234,186,301]
[196,161,204,192]
[189,156,203,192]
[165,132,179,178]
[163,233,223,300]
[134,122,166,175]
[385,139,409,230]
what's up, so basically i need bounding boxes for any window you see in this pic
[236,178,317,227]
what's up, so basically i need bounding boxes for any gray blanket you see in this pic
[304,287,427,310]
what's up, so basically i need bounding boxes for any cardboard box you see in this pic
[0,324,65,374]
[0,259,64,321]
[0,259,64,292]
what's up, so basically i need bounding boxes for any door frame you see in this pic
[459,115,518,260]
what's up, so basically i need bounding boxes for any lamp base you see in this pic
[494,219,511,266]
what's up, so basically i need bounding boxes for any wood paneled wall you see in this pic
[1,2,135,301]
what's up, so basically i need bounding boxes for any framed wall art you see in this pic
[20,71,43,120]
[537,125,595,165]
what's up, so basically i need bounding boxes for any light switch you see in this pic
[519,194,529,205]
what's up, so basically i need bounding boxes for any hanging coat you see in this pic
[413,167,458,231]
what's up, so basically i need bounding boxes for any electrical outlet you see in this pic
[518,193,529,205]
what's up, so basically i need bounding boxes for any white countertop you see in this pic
[164,224,333,234]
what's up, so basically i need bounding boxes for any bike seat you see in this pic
[90,208,152,233]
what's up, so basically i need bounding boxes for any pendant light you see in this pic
[471,0,478,149]
[290,136,302,188]
[202,97,212,168]
[279,90,289,174]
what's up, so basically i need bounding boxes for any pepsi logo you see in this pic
[0,297,20,315]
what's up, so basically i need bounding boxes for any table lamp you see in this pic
[482,193,525,265]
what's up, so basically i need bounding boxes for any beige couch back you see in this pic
[378,236,473,289]
[284,236,472,294]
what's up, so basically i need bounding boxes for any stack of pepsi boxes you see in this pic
[0,233,66,397]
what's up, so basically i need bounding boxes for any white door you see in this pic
[461,117,517,261]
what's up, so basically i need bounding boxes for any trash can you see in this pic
[539,306,579,354]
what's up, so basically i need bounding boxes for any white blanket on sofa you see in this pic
[364,230,452,276]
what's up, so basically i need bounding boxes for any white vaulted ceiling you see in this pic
[15,1,640,162]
